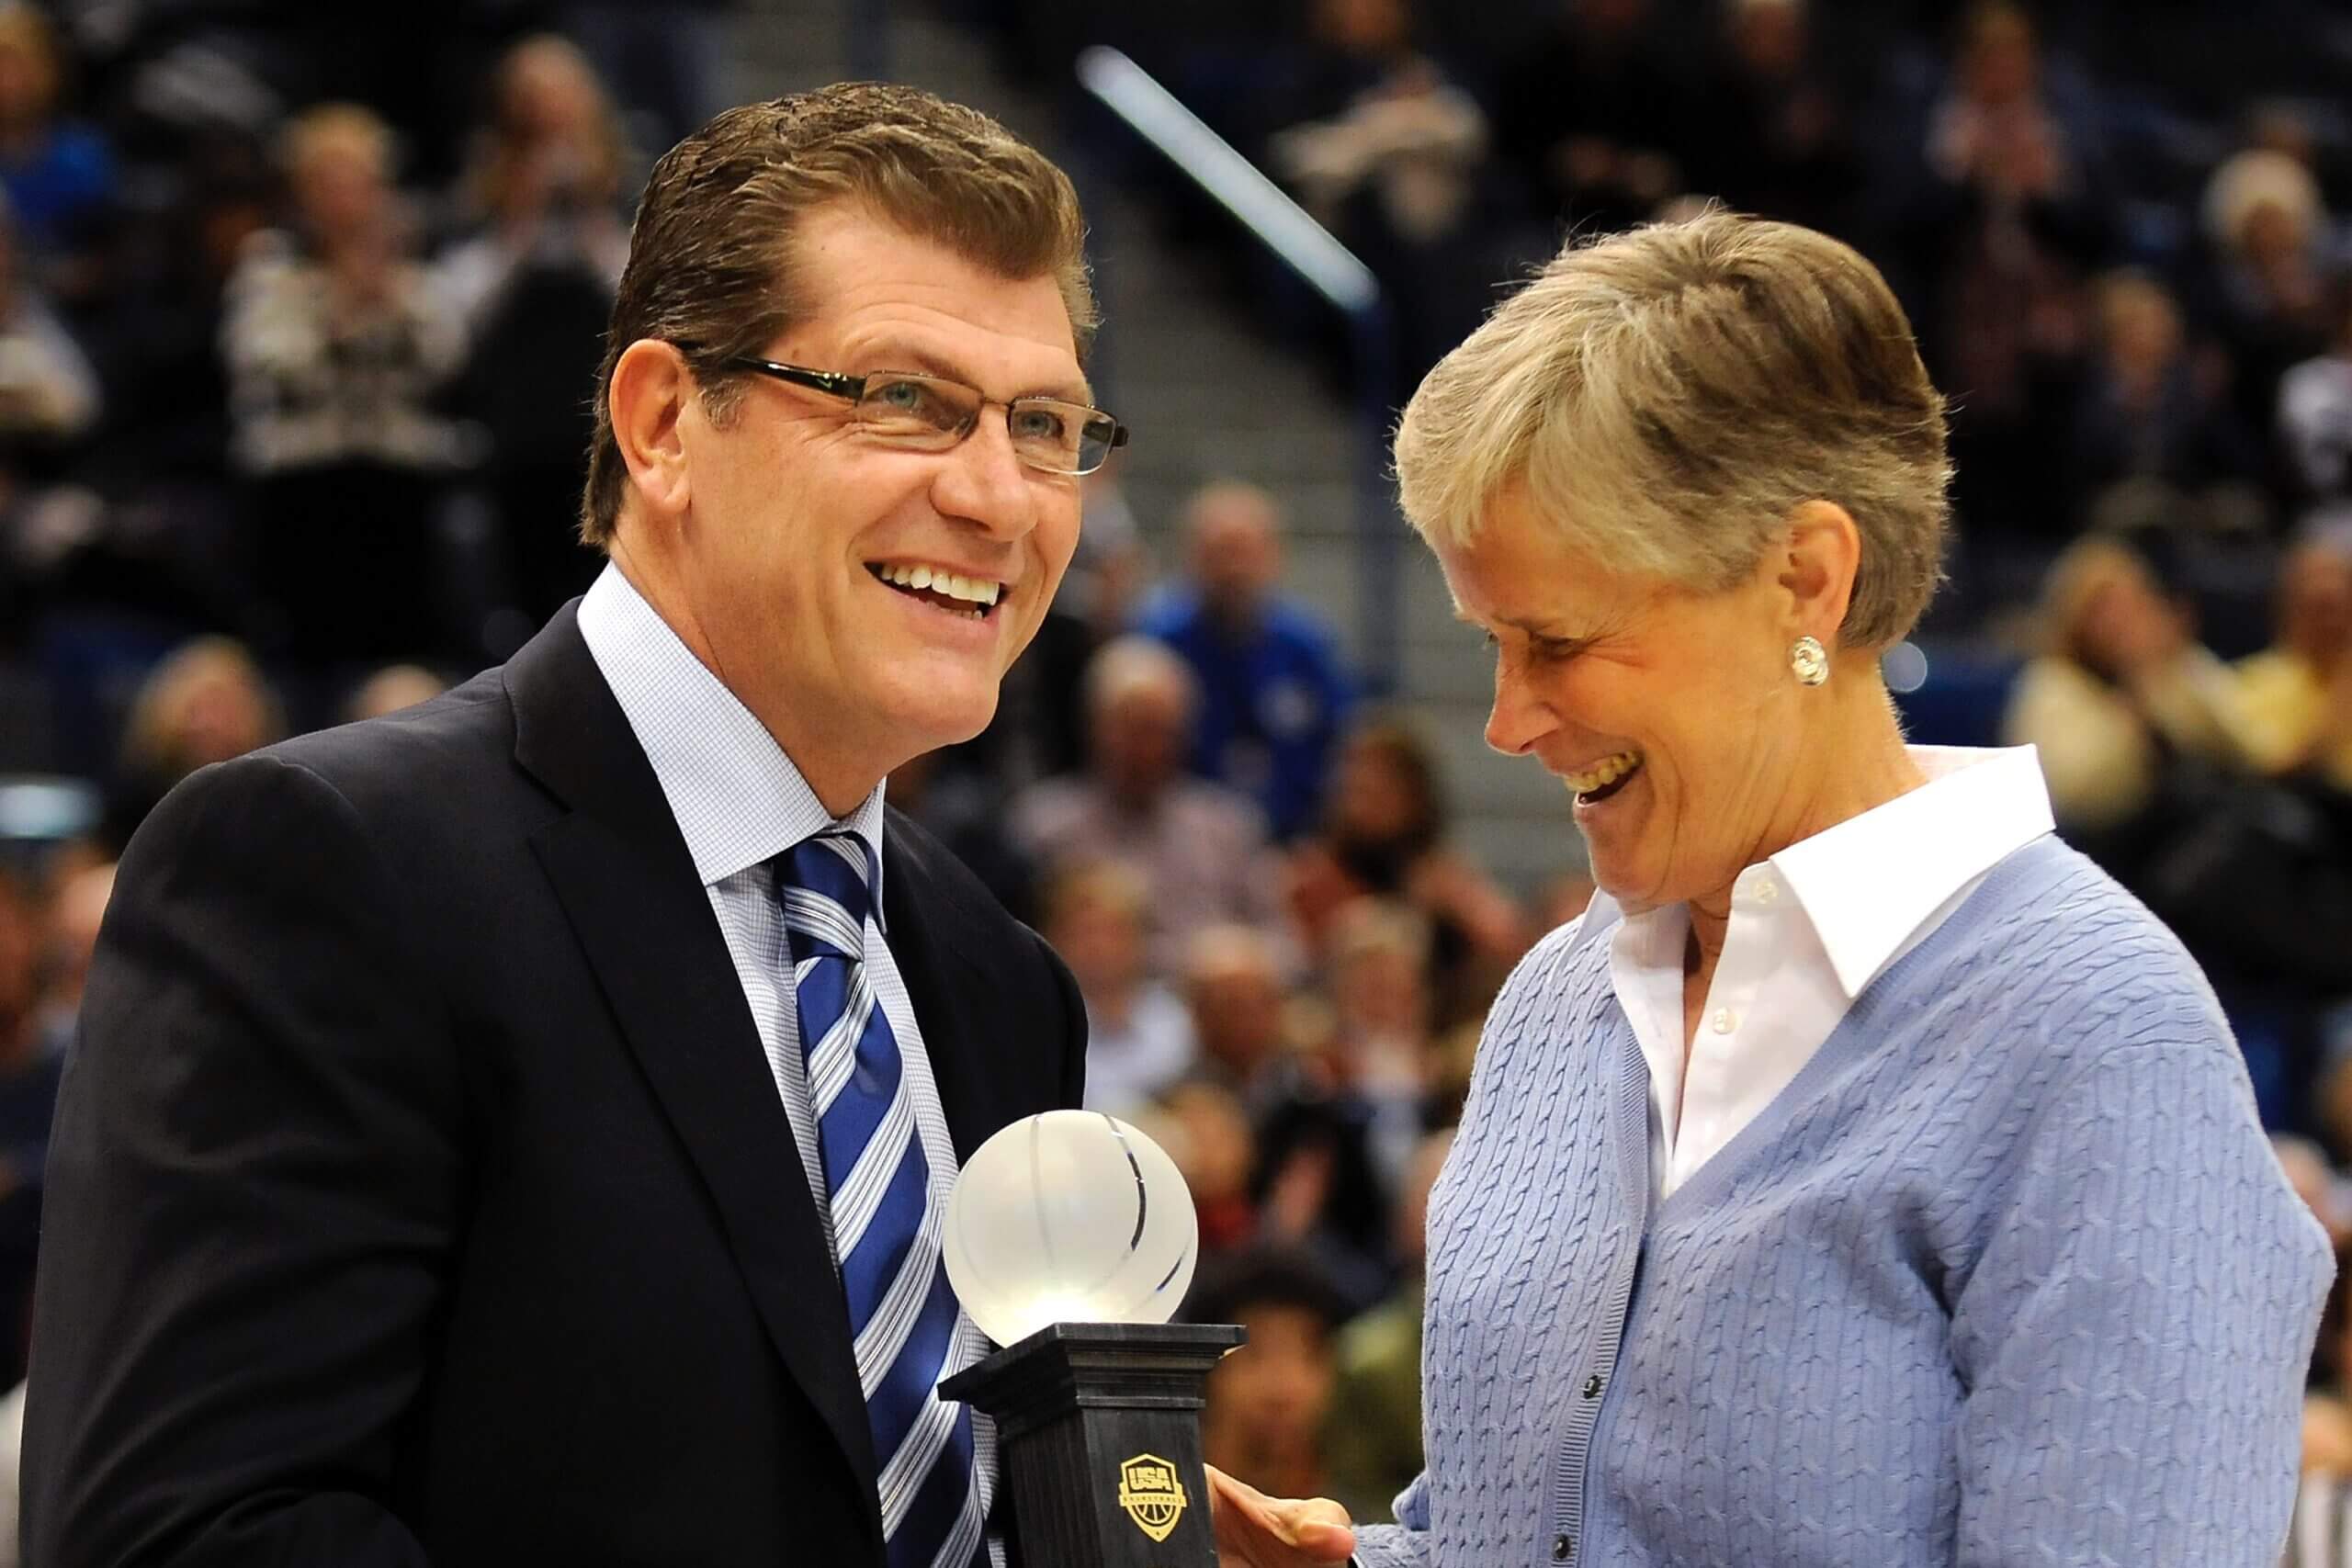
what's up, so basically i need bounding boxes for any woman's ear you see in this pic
[1776,500,1861,649]
[607,338,694,525]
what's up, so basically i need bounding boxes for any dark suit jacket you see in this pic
[21,607,1088,1566]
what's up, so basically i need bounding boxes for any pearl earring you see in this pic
[1790,636,1829,686]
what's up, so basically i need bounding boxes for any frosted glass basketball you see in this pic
[944,1111,1199,1348]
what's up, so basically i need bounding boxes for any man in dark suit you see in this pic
[21,84,1122,1566]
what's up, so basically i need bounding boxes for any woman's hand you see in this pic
[1206,1464,1356,1566]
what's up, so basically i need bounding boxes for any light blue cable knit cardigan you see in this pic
[1351,834,2332,1567]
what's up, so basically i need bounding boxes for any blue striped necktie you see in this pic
[779,833,983,1568]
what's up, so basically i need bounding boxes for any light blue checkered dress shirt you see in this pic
[578,564,1002,1563]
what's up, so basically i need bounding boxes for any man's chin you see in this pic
[876,681,1000,759]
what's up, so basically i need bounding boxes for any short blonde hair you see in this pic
[119,637,282,778]
[1393,211,1951,649]
[280,103,396,184]
[2203,148,2323,254]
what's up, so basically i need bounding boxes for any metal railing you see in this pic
[1073,45,1403,696]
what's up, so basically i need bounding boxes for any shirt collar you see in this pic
[1766,744,2052,998]
[1577,744,2052,999]
[576,562,888,917]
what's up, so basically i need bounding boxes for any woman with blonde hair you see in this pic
[1211,212,2328,1567]
[2001,533,2261,844]
[101,637,281,852]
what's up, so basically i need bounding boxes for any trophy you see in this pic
[940,1110,1239,1568]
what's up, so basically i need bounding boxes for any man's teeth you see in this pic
[1564,751,1642,795]
[875,562,1001,607]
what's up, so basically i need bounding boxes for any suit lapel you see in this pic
[506,607,881,1517]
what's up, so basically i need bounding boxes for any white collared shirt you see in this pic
[577,563,1001,1555]
[1599,746,2057,1201]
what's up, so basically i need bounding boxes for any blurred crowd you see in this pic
[4,0,2352,1547]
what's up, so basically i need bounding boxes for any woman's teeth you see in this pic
[1564,751,1642,797]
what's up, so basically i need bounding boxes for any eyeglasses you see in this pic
[718,355,1129,477]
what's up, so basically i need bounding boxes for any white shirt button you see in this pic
[1753,876,1778,905]
[1712,1008,1736,1034]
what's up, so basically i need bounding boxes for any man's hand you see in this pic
[1206,1464,1356,1567]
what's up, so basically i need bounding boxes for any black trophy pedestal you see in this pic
[940,1321,1246,1568]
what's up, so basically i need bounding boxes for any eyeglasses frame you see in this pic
[713,353,1129,476]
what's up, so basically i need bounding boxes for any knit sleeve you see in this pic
[1948,1031,2332,1565]
[1347,1472,1432,1568]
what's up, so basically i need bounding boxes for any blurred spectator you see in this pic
[0,200,94,451]
[341,661,447,723]
[1323,1126,1452,1524]
[1041,861,1194,1116]
[2278,1134,2352,1253]
[29,857,107,1058]
[1009,637,1293,977]
[341,661,445,723]
[1491,0,1683,234]
[2001,536,2258,850]
[0,186,98,621]
[2280,280,2352,511]
[2069,270,2259,514]
[2237,535,2352,785]
[223,104,467,671]
[974,462,1143,792]
[2199,149,2340,448]
[2007,536,2352,1060]
[1186,1245,1352,1504]
[1136,481,1352,842]
[1146,1078,1260,1258]
[1314,897,1434,1189]
[1267,0,1492,387]
[1678,0,1861,237]
[97,635,280,854]
[1069,459,1148,639]
[1178,912,1397,1310]
[440,36,629,332]
[1287,717,1525,1028]
[1182,923,1295,1102]
[0,871,55,1387]
[1897,1,2108,539]
[442,35,631,629]
[0,6,112,291]
[885,746,1038,926]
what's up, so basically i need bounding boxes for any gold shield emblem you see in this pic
[1116,1452,1188,1542]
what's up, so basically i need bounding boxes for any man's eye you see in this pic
[869,379,947,420]
[1011,405,1068,441]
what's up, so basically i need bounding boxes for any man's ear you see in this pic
[1775,500,1861,650]
[607,339,695,525]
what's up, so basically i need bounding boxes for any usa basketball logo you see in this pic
[1116,1453,1187,1542]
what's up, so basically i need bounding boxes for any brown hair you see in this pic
[467,35,628,220]
[1393,210,1951,650]
[579,83,1096,547]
